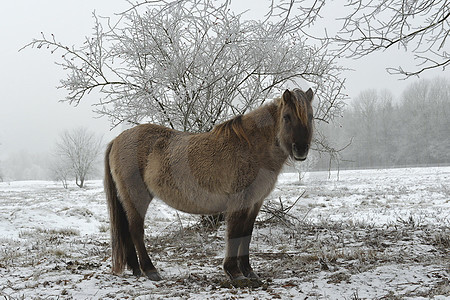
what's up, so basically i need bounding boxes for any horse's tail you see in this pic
[104,141,128,274]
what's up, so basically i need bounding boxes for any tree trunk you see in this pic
[76,176,84,188]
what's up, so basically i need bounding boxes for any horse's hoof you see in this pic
[245,271,260,280]
[132,269,142,277]
[249,275,263,287]
[228,275,262,288]
[248,277,263,288]
[145,270,162,281]
[230,276,251,288]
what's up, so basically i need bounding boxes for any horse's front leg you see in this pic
[238,201,263,281]
[223,202,263,287]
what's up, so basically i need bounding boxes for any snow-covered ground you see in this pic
[1,167,449,299]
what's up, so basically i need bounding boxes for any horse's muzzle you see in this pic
[292,143,308,161]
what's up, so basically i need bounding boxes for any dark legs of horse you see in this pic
[223,202,263,287]
[124,208,160,280]
[118,182,162,281]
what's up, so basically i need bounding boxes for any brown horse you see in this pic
[104,88,314,286]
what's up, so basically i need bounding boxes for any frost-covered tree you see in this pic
[50,158,72,189]
[344,89,396,167]
[24,0,345,141]
[398,77,450,164]
[54,127,103,188]
[271,0,449,77]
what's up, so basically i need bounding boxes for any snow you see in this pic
[0,166,449,299]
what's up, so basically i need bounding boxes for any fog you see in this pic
[0,1,448,180]
[314,77,450,170]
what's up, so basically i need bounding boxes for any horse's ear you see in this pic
[306,88,314,103]
[282,89,293,105]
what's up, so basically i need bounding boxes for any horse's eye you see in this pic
[283,114,291,123]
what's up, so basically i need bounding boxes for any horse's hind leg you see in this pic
[118,179,162,281]
[125,205,161,281]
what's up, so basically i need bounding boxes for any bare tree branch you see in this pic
[270,0,449,78]
[23,0,346,134]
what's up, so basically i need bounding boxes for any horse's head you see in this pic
[277,88,314,161]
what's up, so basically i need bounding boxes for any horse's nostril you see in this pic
[292,143,309,156]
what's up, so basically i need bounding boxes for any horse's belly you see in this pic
[146,170,277,215]
[160,191,229,215]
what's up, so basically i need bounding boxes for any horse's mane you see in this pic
[211,91,309,145]
[293,98,309,126]
[211,115,250,145]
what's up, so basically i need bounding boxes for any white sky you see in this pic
[0,0,448,160]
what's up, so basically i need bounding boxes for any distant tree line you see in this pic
[314,77,450,170]
[0,128,102,185]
